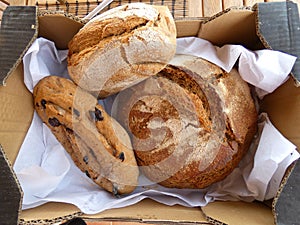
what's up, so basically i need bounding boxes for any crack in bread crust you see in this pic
[67,3,177,98]
[68,17,149,56]
[114,55,258,189]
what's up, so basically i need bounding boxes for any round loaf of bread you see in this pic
[33,75,139,195]
[112,54,258,189]
[67,3,177,98]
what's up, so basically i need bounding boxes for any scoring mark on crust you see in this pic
[120,44,130,66]
[48,117,61,127]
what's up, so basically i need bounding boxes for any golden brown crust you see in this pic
[67,3,177,98]
[33,75,139,195]
[113,55,258,189]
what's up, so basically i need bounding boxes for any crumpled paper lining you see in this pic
[176,37,297,98]
[13,37,299,214]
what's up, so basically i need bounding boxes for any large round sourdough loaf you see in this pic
[33,76,139,195]
[68,3,177,98]
[113,54,258,189]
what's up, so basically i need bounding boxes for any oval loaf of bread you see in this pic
[68,3,177,98]
[33,75,139,195]
[113,54,258,189]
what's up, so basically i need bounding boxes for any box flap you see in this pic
[202,201,275,225]
[0,144,22,225]
[0,63,34,164]
[175,18,202,38]
[254,1,300,84]
[198,7,264,50]
[0,6,38,86]
[273,161,300,225]
[198,2,300,84]
[19,199,208,224]
[84,198,207,224]
[260,76,300,224]
[38,11,84,50]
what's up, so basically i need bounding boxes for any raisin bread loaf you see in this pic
[33,75,139,195]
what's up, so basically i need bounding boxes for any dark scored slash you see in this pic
[41,99,47,109]
[48,117,61,127]
[66,127,73,134]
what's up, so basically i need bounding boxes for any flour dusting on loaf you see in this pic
[68,3,177,98]
[112,55,258,189]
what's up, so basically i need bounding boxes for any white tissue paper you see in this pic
[14,37,299,214]
[176,37,297,98]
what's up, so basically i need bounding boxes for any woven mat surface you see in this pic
[3,0,300,19]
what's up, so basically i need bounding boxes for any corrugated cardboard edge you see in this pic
[205,217,226,225]
[0,144,23,225]
[19,212,84,225]
[272,160,299,225]
[0,6,38,86]
[37,8,86,24]
[37,9,86,50]
[201,5,252,24]
[253,1,300,86]
[198,6,263,50]
[84,218,210,225]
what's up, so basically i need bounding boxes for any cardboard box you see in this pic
[0,1,300,224]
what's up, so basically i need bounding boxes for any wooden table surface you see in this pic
[1,0,299,224]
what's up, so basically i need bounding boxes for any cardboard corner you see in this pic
[0,6,38,86]
[254,1,300,83]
